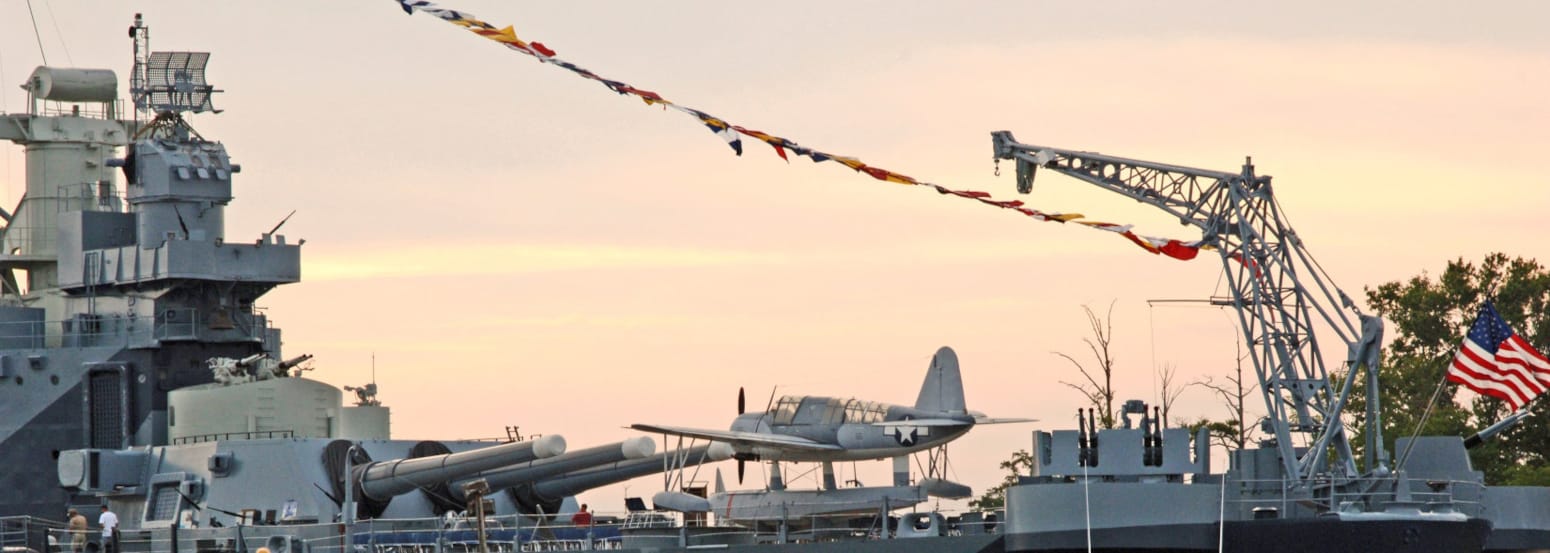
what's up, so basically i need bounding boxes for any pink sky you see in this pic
[2,1,1546,511]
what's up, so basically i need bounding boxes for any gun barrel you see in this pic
[452,437,655,501]
[528,442,733,502]
[358,435,566,501]
[277,353,314,370]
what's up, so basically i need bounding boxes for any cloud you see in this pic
[304,242,785,281]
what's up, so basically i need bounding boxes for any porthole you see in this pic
[50,374,60,385]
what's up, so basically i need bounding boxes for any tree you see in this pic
[1182,417,1248,452]
[1055,302,1120,429]
[1353,253,1550,484]
[1194,338,1258,450]
[968,449,1033,511]
[1157,362,1188,424]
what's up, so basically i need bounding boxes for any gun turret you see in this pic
[277,354,314,372]
[235,353,268,369]
[510,443,733,513]
[357,435,566,501]
[450,437,655,502]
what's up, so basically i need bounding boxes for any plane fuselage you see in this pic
[729,396,972,462]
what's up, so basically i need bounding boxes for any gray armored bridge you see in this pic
[57,436,731,530]
[0,54,303,521]
[60,136,300,293]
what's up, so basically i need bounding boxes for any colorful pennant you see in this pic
[393,0,1208,260]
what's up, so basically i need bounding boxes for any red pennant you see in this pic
[978,198,1024,209]
[1158,240,1200,261]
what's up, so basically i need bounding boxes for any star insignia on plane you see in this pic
[891,415,927,446]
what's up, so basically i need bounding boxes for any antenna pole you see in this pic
[129,14,150,123]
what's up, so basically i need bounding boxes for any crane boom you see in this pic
[991,131,1388,486]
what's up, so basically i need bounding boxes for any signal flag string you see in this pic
[392,0,1209,261]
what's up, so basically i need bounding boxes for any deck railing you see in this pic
[27,505,994,553]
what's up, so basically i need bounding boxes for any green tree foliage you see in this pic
[1352,254,1550,484]
[968,449,1033,511]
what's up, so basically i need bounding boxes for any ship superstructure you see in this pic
[0,15,300,521]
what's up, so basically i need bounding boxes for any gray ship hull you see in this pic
[683,535,1002,553]
[1004,518,1493,553]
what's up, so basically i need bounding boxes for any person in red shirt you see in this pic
[570,504,592,527]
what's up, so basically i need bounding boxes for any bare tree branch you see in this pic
[1192,339,1259,449]
[1158,362,1187,423]
[1053,301,1120,428]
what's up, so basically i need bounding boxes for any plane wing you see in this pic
[874,418,975,428]
[873,417,1036,427]
[630,424,845,452]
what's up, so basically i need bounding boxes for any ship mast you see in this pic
[129,13,150,124]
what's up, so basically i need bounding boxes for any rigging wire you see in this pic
[0,22,9,204]
[1394,360,1454,471]
[40,0,73,66]
[0,22,7,113]
[25,0,49,66]
[1149,302,1158,406]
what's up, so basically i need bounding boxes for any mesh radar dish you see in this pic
[133,51,220,114]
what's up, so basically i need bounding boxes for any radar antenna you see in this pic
[130,14,221,121]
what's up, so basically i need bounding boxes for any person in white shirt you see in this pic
[97,505,118,553]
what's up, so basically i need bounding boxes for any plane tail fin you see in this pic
[714,468,725,495]
[915,346,967,414]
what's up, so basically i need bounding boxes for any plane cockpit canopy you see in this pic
[768,395,888,425]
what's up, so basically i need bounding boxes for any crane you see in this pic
[990,131,1388,489]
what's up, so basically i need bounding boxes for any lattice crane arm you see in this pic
[991,131,1389,486]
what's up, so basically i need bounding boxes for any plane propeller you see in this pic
[737,387,746,482]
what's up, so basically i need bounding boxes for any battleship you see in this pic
[0,9,735,532]
[0,16,301,522]
[1,10,1548,553]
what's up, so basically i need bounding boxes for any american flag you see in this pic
[1448,301,1550,411]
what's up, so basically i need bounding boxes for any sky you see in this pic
[1,1,1547,513]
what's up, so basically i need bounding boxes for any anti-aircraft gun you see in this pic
[277,354,314,374]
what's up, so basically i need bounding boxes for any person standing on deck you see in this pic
[570,504,592,527]
[97,506,118,553]
[67,509,87,553]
